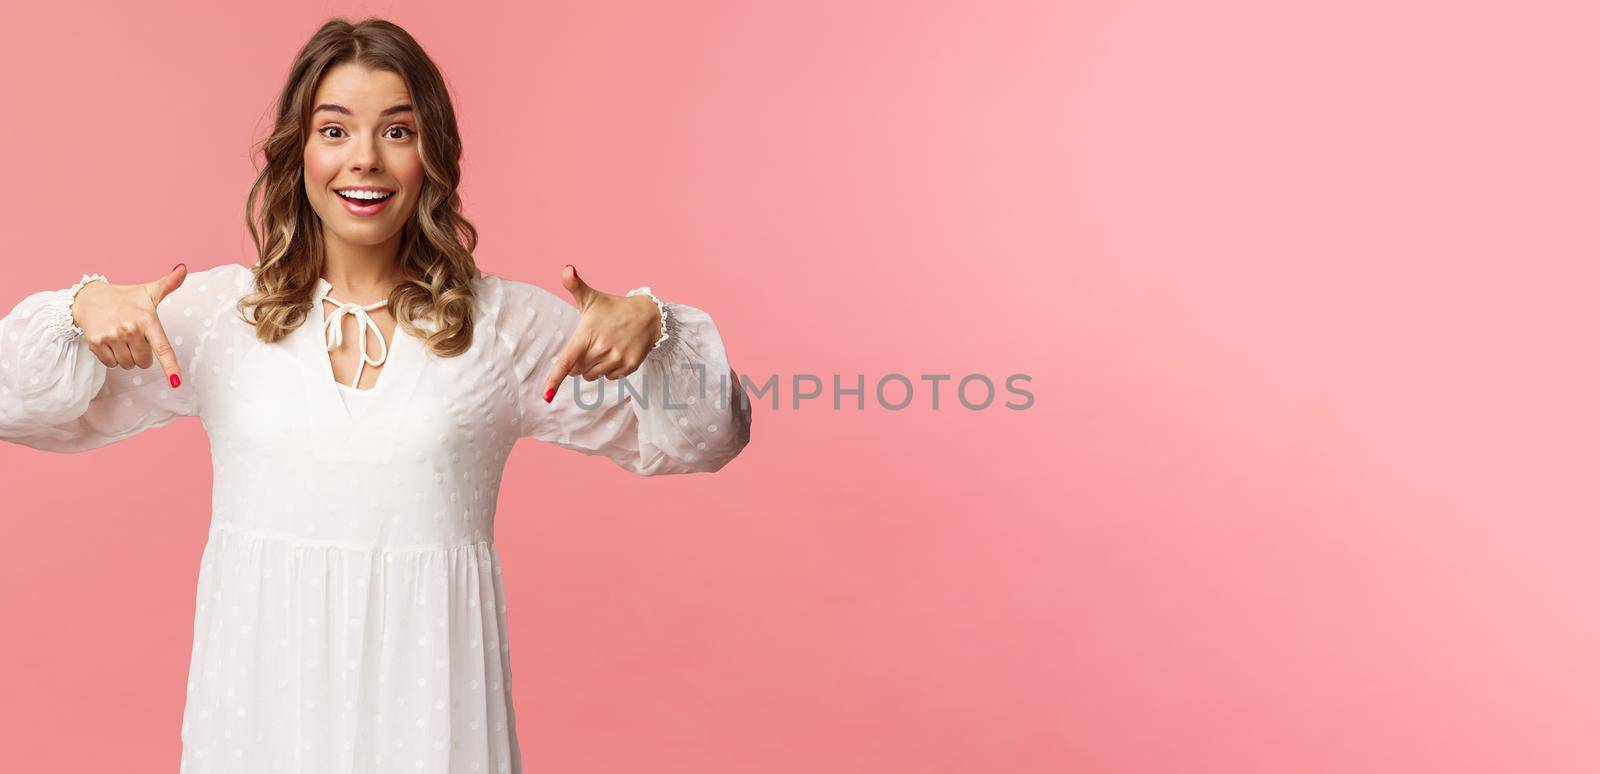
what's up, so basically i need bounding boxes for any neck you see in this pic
[321,227,407,299]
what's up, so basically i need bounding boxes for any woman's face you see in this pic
[303,62,424,251]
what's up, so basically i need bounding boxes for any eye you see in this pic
[315,126,411,140]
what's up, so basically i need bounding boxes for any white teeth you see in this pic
[338,190,392,201]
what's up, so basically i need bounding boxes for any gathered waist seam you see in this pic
[208,522,494,554]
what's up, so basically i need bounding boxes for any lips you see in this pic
[336,190,393,216]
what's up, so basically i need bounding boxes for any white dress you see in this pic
[0,264,752,773]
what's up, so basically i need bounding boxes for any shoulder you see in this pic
[469,274,578,357]
[189,261,252,285]
[160,263,252,318]
[471,273,570,317]
[158,264,256,339]
[153,264,255,348]
[176,262,254,300]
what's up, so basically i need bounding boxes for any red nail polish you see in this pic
[544,387,555,403]
[172,262,185,272]
[170,373,181,388]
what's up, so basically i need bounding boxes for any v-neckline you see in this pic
[279,278,430,464]
[315,277,399,396]
[300,275,432,428]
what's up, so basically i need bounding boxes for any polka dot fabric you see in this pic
[0,263,753,773]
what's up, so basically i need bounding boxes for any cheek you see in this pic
[395,152,424,190]
[390,153,424,214]
[303,147,339,185]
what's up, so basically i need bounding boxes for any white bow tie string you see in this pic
[322,294,390,389]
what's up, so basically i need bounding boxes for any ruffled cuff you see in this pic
[624,286,683,361]
[43,273,109,343]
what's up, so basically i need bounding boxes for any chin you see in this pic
[334,227,402,246]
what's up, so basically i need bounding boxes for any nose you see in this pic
[349,131,382,173]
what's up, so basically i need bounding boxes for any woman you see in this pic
[0,17,751,774]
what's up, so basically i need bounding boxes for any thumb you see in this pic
[560,264,597,310]
[150,262,188,303]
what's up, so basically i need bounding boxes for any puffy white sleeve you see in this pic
[0,264,245,453]
[488,274,752,476]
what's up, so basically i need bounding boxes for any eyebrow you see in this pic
[312,103,414,118]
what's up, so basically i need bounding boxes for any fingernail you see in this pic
[170,373,181,388]
[544,387,555,403]
[171,262,185,272]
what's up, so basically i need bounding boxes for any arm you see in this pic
[490,275,752,476]
[0,264,245,453]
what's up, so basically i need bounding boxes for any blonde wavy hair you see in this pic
[238,17,480,357]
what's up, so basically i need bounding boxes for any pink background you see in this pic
[2,1,1597,772]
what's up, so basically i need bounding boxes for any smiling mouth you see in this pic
[337,191,394,204]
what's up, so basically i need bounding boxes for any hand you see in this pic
[542,264,663,402]
[70,263,189,388]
